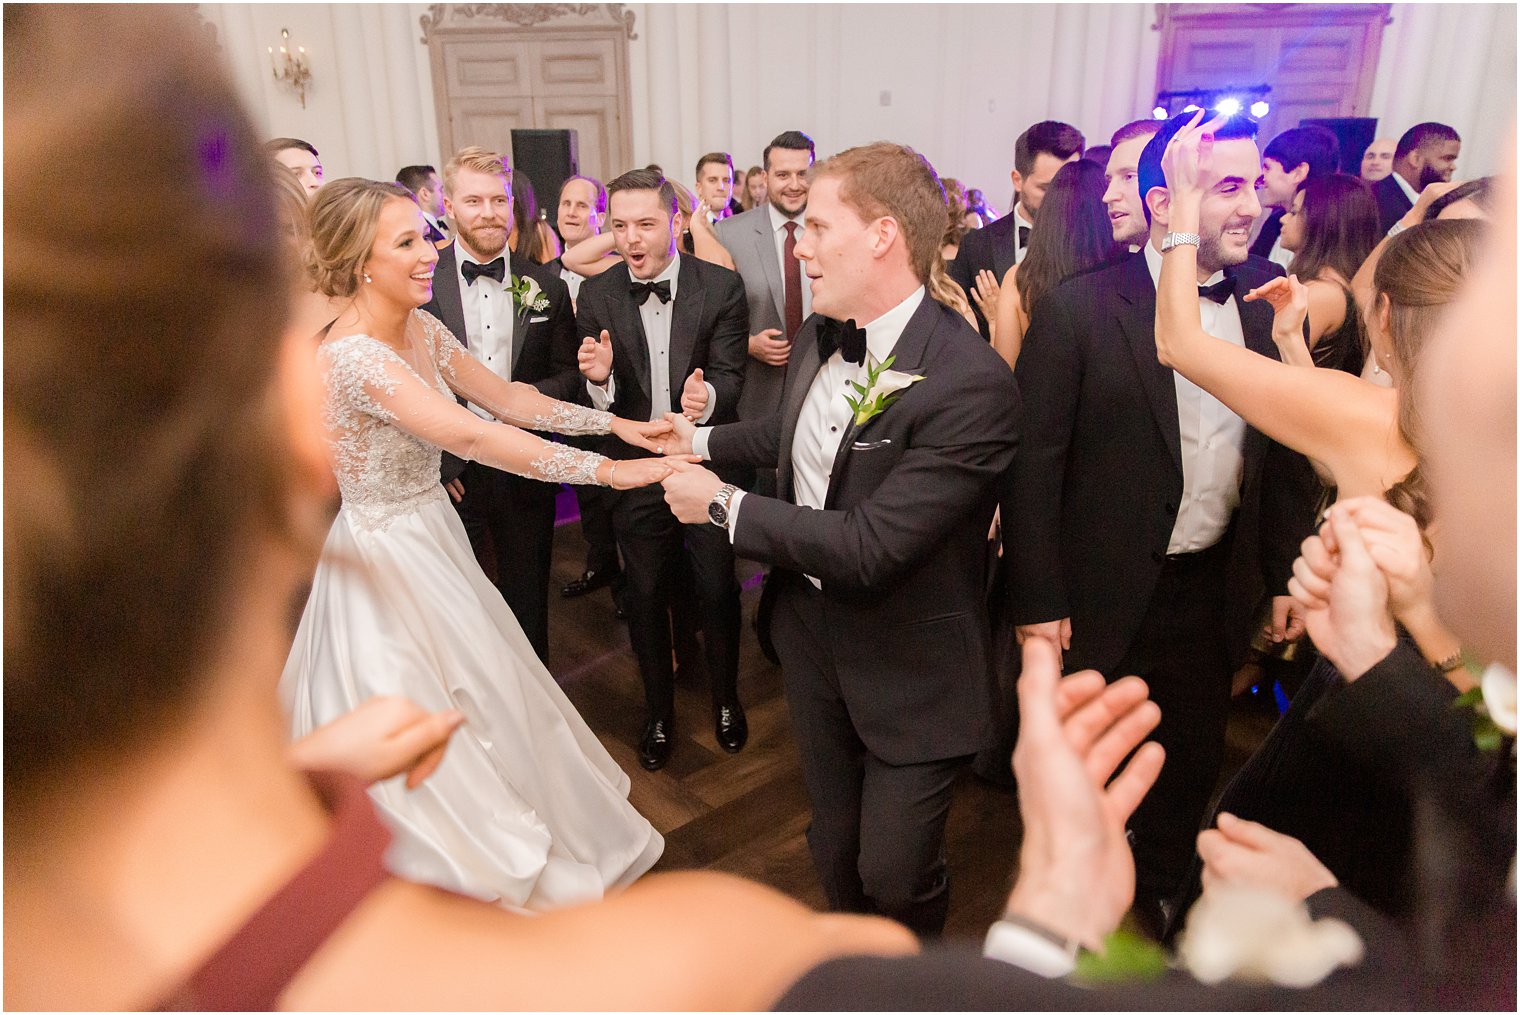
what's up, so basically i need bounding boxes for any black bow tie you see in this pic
[1198,277,1235,305]
[1018,225,1031,248]
[461,257,506,285]
[816,316,868,366]
[630,279,672,305]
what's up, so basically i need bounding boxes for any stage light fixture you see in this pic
[1152,106,1168,120]
[1214,97,1242,116]
[1183,103,1201,113]
[1250,100,1271,117]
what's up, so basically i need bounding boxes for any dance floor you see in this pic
[544,493,1277,940]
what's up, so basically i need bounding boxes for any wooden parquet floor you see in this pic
[542,498,1276,943]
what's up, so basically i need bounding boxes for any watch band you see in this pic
[1161,231,1201,252]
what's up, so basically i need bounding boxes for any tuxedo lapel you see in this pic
[669,257,705,396]
[606,265,651,402]
[431,244,468,346]
[824,297,941,508]
[1114,255,1183,475]
[1230,265,1277,359]
[752,214,787,324]
[777,317,824,503]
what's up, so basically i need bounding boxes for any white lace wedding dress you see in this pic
[281,309,662,911]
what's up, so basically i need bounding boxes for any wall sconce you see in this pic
[267,28,312,108]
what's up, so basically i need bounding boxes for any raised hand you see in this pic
[1004,638,1165,950]
[1244,274,1312,357]
[748,328,792,367]
[1161,108,1230,203]
[1287,505,1398,680]
[578,329,613,384]
[680,367,710,420]
[610,415,675,455]
[288,696,465,789]
[660,458,726,525]
[969,269,1001,329]
[1197,813,1337,901]
[660,411,697,456]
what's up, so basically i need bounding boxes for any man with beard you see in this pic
[1005,111,1312,934]
[1372,122,1461,233]
[420,146,579,663]
[1102,119,1162,247]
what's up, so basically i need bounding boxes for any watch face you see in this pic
[708,502,728,526]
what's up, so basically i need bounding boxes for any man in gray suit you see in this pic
[714,130,817,440]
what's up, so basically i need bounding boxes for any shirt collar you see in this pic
[768,201,803,234]
[422,209,442,230]
[1143,239,1224,291]
[453,238,511,283]
[1392,170,1420,205]
[862,286,926,364]
[1014,202,1035,230]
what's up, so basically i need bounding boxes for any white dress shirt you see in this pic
[1143,242,1247,554]
[559,263,588,301]
[586,254,716,424]
[453,240,517,421]
[767,202,813,320]
[695,286,926,587]
[422,209,447,237]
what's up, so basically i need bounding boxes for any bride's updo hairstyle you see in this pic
[4,6,293,811]
[308,177,417,299]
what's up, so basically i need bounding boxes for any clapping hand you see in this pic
[578,329,613,384]
[1288,504,1399,681]
[680,367,710,420]
[288,696,465,789]
[1003,638,1165,951]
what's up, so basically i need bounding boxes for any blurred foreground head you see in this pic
[4,6,296,809]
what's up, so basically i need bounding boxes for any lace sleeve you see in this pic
[332,333,611,487]
[416,309,615,435]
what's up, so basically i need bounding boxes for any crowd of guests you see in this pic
[6,5,1515,1010]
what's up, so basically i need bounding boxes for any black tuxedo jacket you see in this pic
[420,246,579,483]
[706,298,1022,764]
[573,255,748,459]
[1373,173,1414,233]
[947,211,1021,338]
[1005,250,1310,675]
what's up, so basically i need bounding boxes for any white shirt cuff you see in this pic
[724,489,745,545]
[982,918,1078,979]
[587,375,615,409]
[691,427,713,461]
[695,381,717,424]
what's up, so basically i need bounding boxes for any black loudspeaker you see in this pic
[511,128,579,212]
[1300,117,1378,175]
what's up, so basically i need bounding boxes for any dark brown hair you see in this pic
[607,167,679,219]
[1288,174,1382,286]
[1017,160,1123,314]
[5,6,294,806]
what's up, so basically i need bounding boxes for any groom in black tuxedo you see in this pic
[1004,111,1316,928]
[660,143,1021,937]
[419,146,579,663]
[574,168,750,771]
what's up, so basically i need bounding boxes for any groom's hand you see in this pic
[660,411,697,456]
[661,459,725,524]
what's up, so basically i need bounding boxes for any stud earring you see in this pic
[363,272,373,284]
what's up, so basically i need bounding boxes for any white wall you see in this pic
[202,3,1513,199]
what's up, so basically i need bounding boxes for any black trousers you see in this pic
[773,576,969,939]
[572,482,620,574]
[453,460,556,663]
[1112,542,1233,904]
[613,483,740,719]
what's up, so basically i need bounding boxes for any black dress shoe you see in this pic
[714,702,748,753]
[561,567,620,599]
[638,717,673,771]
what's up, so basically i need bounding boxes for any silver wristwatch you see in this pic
[1160,231,1201,252]
[707,483,739,528]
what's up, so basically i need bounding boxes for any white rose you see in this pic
[1481,663,1517,735]
[1178,884,1363,988]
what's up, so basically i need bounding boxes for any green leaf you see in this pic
[879,354,895,371]
[1454,686,1484,710]
[1074,929,1169,984]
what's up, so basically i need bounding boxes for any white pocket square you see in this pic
[851,438,893,451]
[527,315,550,324]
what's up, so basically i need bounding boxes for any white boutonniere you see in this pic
[509,275,550,315]
[844,355,925,427]
[1177,884,1364,989]
[1455,662,1517,752]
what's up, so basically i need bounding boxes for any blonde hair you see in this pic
[441,145,511,197]
[811,142,946,284]
[928,257,972,319]
[308,177,415,298]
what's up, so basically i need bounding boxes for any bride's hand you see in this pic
[602,454,702,490]
[1161,108,1229,206]
[611,415,676,455]
[289,697,465,789]
[1244,275,1311,351]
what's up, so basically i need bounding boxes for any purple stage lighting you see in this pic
[1152,105,1168,120]
[1250,100,1271,117]
[1214,97,1242,116]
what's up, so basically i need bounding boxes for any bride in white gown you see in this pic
[281,178,680,911]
